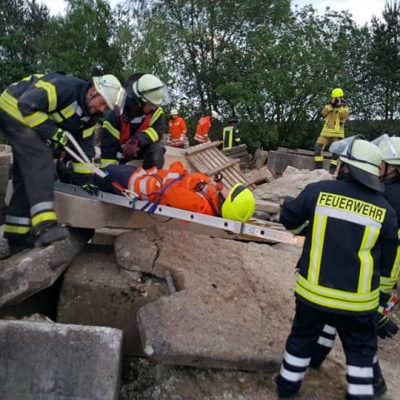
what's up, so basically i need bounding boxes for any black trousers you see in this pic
[0,110,57,241]
[137,141,165,169]
[277,301,377,400]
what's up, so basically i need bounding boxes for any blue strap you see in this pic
[140,176,183,213]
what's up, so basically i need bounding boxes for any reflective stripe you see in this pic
[128,168,148,192]
[358,226,379,293]
[31,211,57,227]
[347,365,373,378]
[31,201,54,216]
[283,351,310,368]
[3,225,31,234]
[5,215,31,225]
[330,159,338,166]
[347,384,373,396]
[144,127,159,142]
[373,355,378,363]
[34,80,57,111]
[150,107,163,125]
[100,159,118,168]
[308,212,327,284]
[323,324,336,335]
[139,176,151,195]
[194,133,208,142]
[103,120,120,140]
[314,156,324,161]
[50,112,63,123]
[317,337,334,348]
[279,366,305,382]
[60,104,76,119]
[24,111,48,127]
[72,162,93,174]
[163,172,180,183]
[83,126,95,139]
[0,91,26,124]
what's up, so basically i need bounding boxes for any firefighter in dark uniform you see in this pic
[309,134,400,397]
[276,136,399,400]
[100,73,168,170]
[0,72,124,254]
[222,118,240,150]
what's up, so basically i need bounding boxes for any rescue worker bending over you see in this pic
[168,108,188,148]
[0,72,124,254]
[194,110,219,144]
[222,118,240,150]
[96,161,255,222]
[314,87,349,174]
[276,136,399,400]
[100,73,168,170]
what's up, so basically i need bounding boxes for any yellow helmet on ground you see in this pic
[221,183,255,222]
[331,88,344,98]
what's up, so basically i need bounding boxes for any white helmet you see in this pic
[211,110,220,120]
[132,74,170,106]
[330,136,383,191]
[372,134,400,165]
[170,108,178,115]
[93,74,126,115]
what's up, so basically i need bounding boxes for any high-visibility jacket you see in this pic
[280,176,399,314]
[119,161,223,215]
[0,72,97,176]
[222,125,240,150]
[100,106,166,168]
[320,101,349,138]
[168,116,187,144]
[194,116,211,143]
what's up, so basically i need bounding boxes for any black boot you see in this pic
[329,164,337,175]
[373,376,387,397]
[7,235,35,256]
[34,223,69,247]
[314,161,323,170]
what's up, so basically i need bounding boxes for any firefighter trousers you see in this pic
[276,301,377,400]
[0,110,57,243]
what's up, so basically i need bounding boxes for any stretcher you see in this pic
[54,182,300,246]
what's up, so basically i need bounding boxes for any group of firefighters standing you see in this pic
[0,66,399,400]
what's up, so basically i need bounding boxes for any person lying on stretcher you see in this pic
[95,161,256,222]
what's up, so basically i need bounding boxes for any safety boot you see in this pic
[314,161,323,170]
[329,164,337,175]
[34,223,69,247]
[373,377,387,397]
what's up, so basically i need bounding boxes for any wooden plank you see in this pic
[207,160,240,179]
[185,141,221,156]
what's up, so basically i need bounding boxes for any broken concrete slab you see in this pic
[0,228,93,309]
[0,319,122,400]
[57,244,166,356]
[130,227,301,370]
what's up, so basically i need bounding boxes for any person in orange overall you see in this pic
[168,108,188,148]
[97,161,255,222]
[194,110,220,144]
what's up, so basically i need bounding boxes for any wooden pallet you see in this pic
[184,141,254,190]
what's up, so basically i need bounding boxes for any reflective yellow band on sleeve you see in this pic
[60,103,76,119]
[103,120,120,140]
[50,112,63,123]
[0,91,26,124]
[144,127,159,142]
[72,162,93,174]
[34,80,57,112]
[100,159,118,168]
[150,107,163,125]
[31,211,57,227]
[24,111,49,128]
[83,126,95,139]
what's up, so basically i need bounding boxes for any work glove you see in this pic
[51,129,68,148]
[122,137,140,160]
[81,182,99,196]
[375,310,399,339]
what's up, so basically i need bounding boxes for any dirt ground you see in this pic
[119,307,400,400]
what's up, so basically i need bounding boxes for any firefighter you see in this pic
[168,108,188,148]
[100,73,168,170]
[0,72,124,254]
[95,161,255,222]
[314,88,349,174]
[222,118,240,150]
[194,110,219,144]
[276,136,399,400]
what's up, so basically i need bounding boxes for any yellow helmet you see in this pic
[221,183,255,222]
[331,88,344,98]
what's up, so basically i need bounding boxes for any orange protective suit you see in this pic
[194,116,211,143]
[168,116,188,147]
[127,161,223,216]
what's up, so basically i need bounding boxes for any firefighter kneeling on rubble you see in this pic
[276,136,399,400]
[0,72,125,255]
[96,161,255,222]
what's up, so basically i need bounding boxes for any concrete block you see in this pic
[0,319,122,400]
[57,244,166,356]
[0,228,93,309]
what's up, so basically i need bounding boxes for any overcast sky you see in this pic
[40,0,387,25]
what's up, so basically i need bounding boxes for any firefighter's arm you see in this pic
[180,118,188,135]
[100,111,121,168]
[17,84,60,141]
[138,107,166,147]
[339,106,350,123]
[321,105,333,117]
[380,207,400,293]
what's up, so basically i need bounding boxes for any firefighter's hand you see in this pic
[81,182,99,196]
[122,138,139,160]
[51,129,69,148]
[375,311,399,339]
